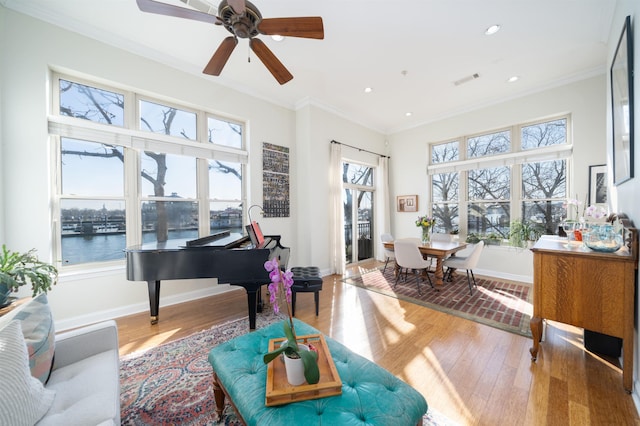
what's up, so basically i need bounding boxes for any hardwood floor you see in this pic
[116,261,640,426]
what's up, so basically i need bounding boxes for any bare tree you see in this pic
[432,142,460,232]
[60,81,240,242]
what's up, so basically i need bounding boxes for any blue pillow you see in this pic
[13,294,55,384]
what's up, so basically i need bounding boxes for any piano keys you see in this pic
[125,230,288,329]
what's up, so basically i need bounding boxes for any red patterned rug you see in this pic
[344,266,532,337]
[120,312,457,425]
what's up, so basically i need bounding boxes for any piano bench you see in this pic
[290,266,323,316]
[208,319,428,425]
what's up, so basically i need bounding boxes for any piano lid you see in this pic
[125,231,249,252]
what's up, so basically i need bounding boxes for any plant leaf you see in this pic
[283,320,296,342]
[263,345,287,364]
[300,350,320,384]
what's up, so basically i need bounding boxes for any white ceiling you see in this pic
[2,0,616,134]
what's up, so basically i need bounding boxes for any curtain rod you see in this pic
[331,140,390,158]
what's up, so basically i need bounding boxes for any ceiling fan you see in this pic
[136,0,324,84]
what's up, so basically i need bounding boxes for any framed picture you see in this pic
[610,15,634,185]
[588,164,608,205]
[397,195,418,212]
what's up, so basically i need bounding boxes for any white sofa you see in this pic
[39,320,121,425]
[0,295,120,426]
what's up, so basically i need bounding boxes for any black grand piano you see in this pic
[125,230,289,329]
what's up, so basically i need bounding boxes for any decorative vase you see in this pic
[562,221,578,243]
[283,343,309,386]
[421,227,431,244]
[0,282,11,307]
[582,224,624,253]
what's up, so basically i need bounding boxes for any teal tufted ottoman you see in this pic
[208,319,428,425]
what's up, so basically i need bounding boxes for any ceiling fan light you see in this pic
[271,35,284,42]
[485,24,501,35]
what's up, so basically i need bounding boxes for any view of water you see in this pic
[61,228,241,265]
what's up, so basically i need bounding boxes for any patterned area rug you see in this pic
[120,312,457,425]
[344,266,532,337]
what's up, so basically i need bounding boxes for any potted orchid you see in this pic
[262,258,320,385]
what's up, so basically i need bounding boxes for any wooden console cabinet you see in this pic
[530,229,638,392]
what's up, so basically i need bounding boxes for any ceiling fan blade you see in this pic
[203,37,238,76]
[136,0,222,25]
[250,38,293,85]
[226,0,246,15]
[258,17,324,39]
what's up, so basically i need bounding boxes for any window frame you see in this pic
[50,72,249,270]
[428,115,572,239]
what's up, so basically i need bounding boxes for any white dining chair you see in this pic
[442,241,485,294]
[380,233,395,273]
[393,238,433,295]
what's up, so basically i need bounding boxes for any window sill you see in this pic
[59,261,125,282]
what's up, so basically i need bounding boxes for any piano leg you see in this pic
[148,280,160,325]
[245,288,259,330]
[256,289,264,313]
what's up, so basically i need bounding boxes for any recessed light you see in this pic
[507,75,519,83]
[364,87,373,93]
[485,24,501,35]
[271,35,284,42]
[405,112,412,117]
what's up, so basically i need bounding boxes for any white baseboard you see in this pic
[55,284,235,332]
[472,267,533,284]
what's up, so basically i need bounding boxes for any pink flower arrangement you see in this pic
[264,258,294,315]
[585,204,608,220]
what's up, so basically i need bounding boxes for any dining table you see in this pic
[383,239,468,288]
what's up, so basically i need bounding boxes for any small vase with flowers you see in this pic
[415,215,436,244]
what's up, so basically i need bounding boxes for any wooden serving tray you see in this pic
[265,333,342,406]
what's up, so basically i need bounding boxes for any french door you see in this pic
[342,161,375,265]
[343,188,374,264]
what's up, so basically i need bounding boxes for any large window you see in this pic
[429,117,570,240]
[52,75,247,266]
[59,138,126,264]
[520,119,567,234]
[468,166,510,238]
[431,141,459,233]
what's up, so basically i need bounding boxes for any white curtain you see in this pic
[375,156,391,261]
[329,143,345,275]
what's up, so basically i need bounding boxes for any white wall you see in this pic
[295,104,387,272]
[387,76,607,281]
[608,0,640,408]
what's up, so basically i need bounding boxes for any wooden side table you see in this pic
[530,228,638,392]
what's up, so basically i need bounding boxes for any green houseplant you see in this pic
[262,258,320,385]
[465,233,481,244]
[0,245,58,303]
[508,220,543,248]
[483,233,502,245]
